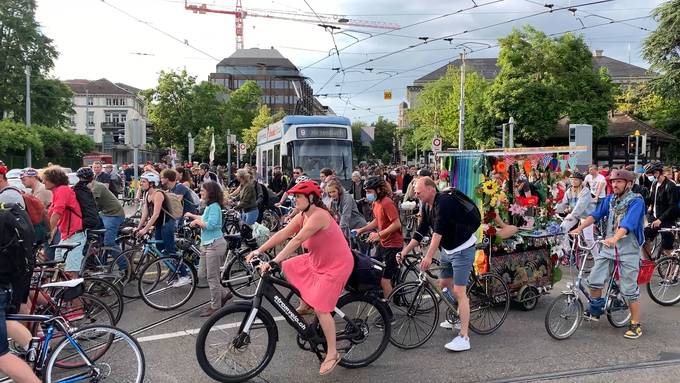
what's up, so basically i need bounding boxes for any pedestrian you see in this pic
[19,168,51,208]
[161,169,199,215]
[584,165,607,208]
[184,181,232,316]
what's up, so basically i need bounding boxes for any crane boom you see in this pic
[184,1,399,50]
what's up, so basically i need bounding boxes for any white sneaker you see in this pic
[171,275,192,288]
[439,319,462,330]
[444,335,470,352]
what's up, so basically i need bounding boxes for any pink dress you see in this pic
[282,212,353,312]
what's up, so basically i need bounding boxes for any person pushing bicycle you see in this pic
[570,169,645,339]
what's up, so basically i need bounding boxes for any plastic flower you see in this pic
[522,216,535,229]
[508,203,527,216]
[482,180,499,196]
[490,196,498,207]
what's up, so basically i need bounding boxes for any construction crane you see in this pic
[184,0,400,50]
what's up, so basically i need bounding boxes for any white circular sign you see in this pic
[432,138,441,146]
[239,143,246,151]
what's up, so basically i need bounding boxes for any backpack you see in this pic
[159,190,184,220]
[346,250,383,292]
[1,187,46,225]
[72,184,103,230]
[443,189,481,240]
[0,203,36,303]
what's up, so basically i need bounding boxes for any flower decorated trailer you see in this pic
[438,146,587,310]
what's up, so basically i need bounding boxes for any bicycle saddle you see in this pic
[224,233,242,241]
[35,259,64,267]
[42,278,84,289]
[87,229,107,235]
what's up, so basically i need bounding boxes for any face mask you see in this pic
[366,193,377,202]
[647,175,656,182]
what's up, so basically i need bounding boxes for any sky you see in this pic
[35,0,665,124]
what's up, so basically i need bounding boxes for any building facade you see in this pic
[64,78,155,164]
[209,47,331,116]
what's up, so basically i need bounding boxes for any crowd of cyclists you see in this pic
[0,155,679,381]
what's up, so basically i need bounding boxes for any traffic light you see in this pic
[495,124,507,148]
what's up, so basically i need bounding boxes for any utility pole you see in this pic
[25,65,32,167]
[187,132,194,164]
[226,128,232,185]
[508,116,515,148]
[633,129,640,171]
[458,50,466,151]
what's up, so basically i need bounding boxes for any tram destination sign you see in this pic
[296,126,347,139]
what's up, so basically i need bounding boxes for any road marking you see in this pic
[136,316,286,343]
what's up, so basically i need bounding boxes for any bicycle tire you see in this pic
[195,303,277,383]
[468,272,510,335]
[334,293,391,368]
[83,277,124,324]
[606,293,631,328]
[138,257,197,311]
[387,282,438,350]
[44,325,145,383]
[647,256,680,306]
[223,256,266,299]
[544,293,583,340]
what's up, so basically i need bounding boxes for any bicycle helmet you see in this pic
[76,167,95,181]
[287,180,322,198]
[140,171,160,187]
[608,169,636,182]
[295,175,310,184]
[570,171,585,180]
[643,161,663,174]
[364,176,386,191]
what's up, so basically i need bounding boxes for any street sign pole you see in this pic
[227,129,232,185]
[236,141,240,169]
[634,129,640,171]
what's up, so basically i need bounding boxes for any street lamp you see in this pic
[25,64,31,167]
[508,116,516,148]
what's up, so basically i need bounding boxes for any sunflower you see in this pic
[482,180,499,196]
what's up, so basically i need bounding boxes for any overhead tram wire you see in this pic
[299,0,505,71]
[522,0,652,32]
[342,0,615,71]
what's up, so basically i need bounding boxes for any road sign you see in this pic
[384,90,392,100]
[239,143,247,157]
[431,137,442,153]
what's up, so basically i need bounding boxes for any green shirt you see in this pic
[91,181,125,217]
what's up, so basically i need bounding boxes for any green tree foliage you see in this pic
[242,105,285,151]
[142,70,262,162]
[372,117,397,164]
[0,121,94,161]
[643,0,680,98]
[488,27,614,144]
[407,67,493,152]
[0,120,43,158]
[351,121,370,162]
[0,1,74,127]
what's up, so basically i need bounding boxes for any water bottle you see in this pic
[26,337,39,363]
[442,287,457,307]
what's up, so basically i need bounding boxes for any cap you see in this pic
[0,165,7,175]
[20,168,38,178]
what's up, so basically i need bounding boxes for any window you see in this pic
[105,113,112,123]
[69,115,76,126]
[87,97,94,106]
[119,98,125,106]
[87,111,95,127]
[274,144,280,166]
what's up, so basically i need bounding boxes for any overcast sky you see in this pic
[35,0,664,123]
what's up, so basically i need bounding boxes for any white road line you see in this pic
[136,316,286,343]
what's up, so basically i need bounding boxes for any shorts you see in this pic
[587,255,640,301]
[56,231,86,273]
[439,244,476,286]
[0,288,10,356]
[644,222,675,250]
[375,246,399,280]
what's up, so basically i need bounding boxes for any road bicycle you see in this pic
[195,257,391,383]
[387,251,510,349]
[7,311,144,382]
[544,235,631,340]
[646,227,680,305]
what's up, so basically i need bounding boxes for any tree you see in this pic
[372,117,397,164]
[31,79,75,127]
[242,105,285,151]
[488,26,614,144]
[407,67,493,152]
[643,0,680,98]
[32,125,94,159]
[351,121,370,162]
[0,120,43,158]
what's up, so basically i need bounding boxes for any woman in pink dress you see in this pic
[248,180,353,376]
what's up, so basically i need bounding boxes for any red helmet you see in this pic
[287,180,322,198]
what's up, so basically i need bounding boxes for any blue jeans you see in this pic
[439,244,476,286]
[241,208,258,226]
[154,219,177,256]
[100,214,125,261]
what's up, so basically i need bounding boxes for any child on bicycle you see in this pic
[570,169,645,339]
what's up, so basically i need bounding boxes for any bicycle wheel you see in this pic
[606,293,631,328]
[108,248,137,298]
[647,256,680,306]
[35,293,115,332]
[468,272,510,335]
[195,303,277,383]
[387,282,438,350]
[138,257,197,310]
[335,293,391,368]
[544,293,583,340]
[44,325,145,383]
[223,256,266,299]
[83,277,124,324]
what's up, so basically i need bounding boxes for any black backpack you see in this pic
[72,183,104,231]
[0,203,36,311]
[443,189,481,241]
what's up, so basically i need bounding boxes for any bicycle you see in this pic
[387,251,510,349]
[108,234,162,298]
[646,227,680,306]
[220,233,269,299]
[7,311,144,382]
[195,257,391,383]
[544,235,631,340]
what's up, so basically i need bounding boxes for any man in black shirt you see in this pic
[643,163,678,258]
[398,177,479,352]
[269,165,287,198]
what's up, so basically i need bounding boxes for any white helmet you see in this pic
[295,175,310,184]
[140,171,160,186]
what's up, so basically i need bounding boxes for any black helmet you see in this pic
[364,176,385,191]
[199,163,210,171]
[570,171,585,180]
[643,161,663,174]
[76,167,94,181]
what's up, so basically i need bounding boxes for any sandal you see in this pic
[296,306,314,316]
[319,354,342,375]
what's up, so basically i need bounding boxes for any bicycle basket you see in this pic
[637,259,655,285]
[346,250,384,293]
